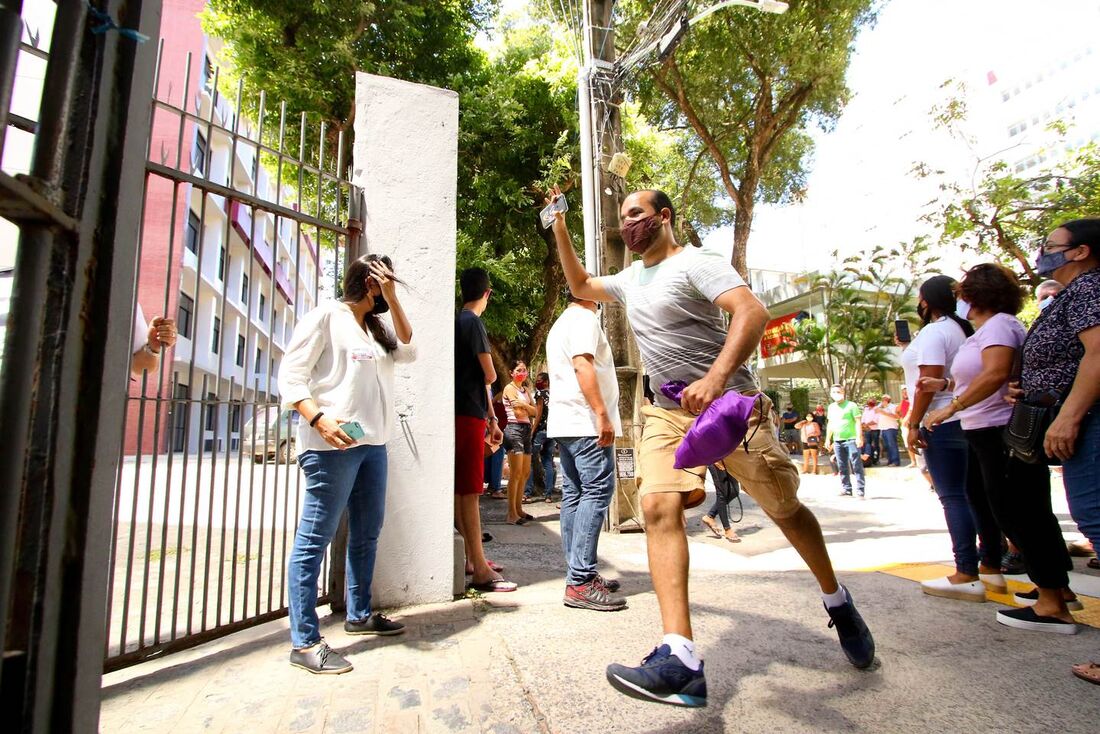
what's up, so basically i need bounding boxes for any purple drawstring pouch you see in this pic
[659,381,762,469]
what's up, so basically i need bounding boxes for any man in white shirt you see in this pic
[546,292,626,612]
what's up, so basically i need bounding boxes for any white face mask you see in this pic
[956,299,972,320]
[830,391,844,402]
[1038,296,1054,310]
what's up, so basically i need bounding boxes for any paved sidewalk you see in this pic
[100,468,1100,733]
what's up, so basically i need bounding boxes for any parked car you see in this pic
[242,406,299,464]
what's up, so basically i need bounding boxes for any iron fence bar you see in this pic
[144,161,350,235]
[19,39,47,61]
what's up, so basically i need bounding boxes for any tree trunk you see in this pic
[732,191,754,281]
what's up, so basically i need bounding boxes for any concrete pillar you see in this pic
[353,73,459,607]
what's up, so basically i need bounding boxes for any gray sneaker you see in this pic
[290,639,353,675]
[565,579,627,611]
[344,612,405,636]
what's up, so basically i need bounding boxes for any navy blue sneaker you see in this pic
[605,644,707,707]
[824,585,875,669]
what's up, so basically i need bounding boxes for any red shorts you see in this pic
[455,415,487,496]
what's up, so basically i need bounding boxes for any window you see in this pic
[230,403,242,433]
[236,334,245,367]
[258,293,266,322]
[204,392,217,430]
[217,246,226,281]
[212,316,221,354]
[177,292,194,339]
[241,273,249,304]
[172,383,189,452]
[255,347,264,373]
[203,55,214,87]
[185,211,200,254]
[193,132,207,175]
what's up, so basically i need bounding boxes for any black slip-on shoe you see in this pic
[1013,588,1084,612]
[996,606,1079,634]
[290,640,353,674]
[344,612,406,636]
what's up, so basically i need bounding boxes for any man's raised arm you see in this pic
[546,186,614,303]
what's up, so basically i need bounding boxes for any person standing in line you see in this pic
[454,268,516,593]
[796,413,822,475]
[860,399,880,465]
[701,466,742,542]
[502,361,537,525]
[545,292,627,611]
[780,403,801,454]
[875,394,901,467]
[279,255,414,674]
[524,372,556,503]
[547,186,874,708]
[824,385,865,497]
[922,262,1075,632]
[904,275,1002,603]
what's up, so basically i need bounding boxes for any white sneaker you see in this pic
[979,572,1008,595]
[921,576,986,602]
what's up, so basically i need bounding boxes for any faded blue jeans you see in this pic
[557,436,615,586]
[833,439,865,496]
[880,428,901,466]
[288,444,388,648]
[921,421,982,576]
[1063,406,1100,552]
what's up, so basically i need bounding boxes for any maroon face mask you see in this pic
[621,214,663,254]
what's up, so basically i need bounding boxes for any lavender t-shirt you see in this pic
[953,313,1027,430]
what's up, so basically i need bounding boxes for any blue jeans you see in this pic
[558,436,615,586]
[880,428,900,465]
[833,439,865,495]
[288,445,388,648]
[1063,406,1100,551]
[922,421,982,576]
[862,429,880,464]
[484,445,504,493]
[525,430,556,499]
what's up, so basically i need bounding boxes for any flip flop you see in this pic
[522,512,535,521]
[507,518,527,526]
[464,560,504,575]
[1072,662,1100,686]
[489,491,507,499]
[470,578,518,593]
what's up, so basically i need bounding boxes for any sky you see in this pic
[700,0,1100,274]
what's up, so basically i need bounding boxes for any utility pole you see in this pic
[579,0,645,530]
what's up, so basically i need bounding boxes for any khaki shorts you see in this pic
[637,394,802,519]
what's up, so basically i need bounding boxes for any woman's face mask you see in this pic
[513,370,528,383]
[1035,244,1078,278]
[621,213,663,254]
[955,299,971,320]
[1038,296,1054,310]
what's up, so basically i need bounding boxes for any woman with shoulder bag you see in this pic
[796,413,821,475]
[278,254,416,674]
[924,263,1078,634]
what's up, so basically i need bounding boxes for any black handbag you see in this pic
[1003,390,1062,466]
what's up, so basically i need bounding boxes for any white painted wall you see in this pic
[353,73,458,607]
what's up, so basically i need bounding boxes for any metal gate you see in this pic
[103,43,362,671]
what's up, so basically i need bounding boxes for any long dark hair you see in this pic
[918,275,974,338]
[341,253,401,352]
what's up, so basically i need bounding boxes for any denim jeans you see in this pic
[880,428,900,465]
[833,439,865,495]
[524,430,556,499]
[288,444,388,648]
[558,436,615,585]
[1063,406,1100,552]
[922,421,988,576]
[862,429,880,464]
[484,445,504,493]
[705,465,740,530]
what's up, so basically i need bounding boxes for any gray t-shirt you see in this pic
[602,247,758,410]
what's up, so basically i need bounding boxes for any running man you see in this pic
[546,186,875,708]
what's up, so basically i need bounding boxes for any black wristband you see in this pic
[309,411,325,427]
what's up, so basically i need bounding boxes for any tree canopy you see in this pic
[620,0,876,276]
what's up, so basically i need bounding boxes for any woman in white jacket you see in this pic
[278,253,416,675]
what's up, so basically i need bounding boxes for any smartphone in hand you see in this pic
[339,421,366,441]
[540,194,568,228]
[894,319,911,343]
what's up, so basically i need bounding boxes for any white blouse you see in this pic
[278,300,416,452]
